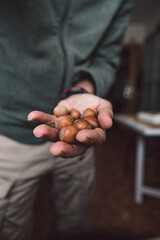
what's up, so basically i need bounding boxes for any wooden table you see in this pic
[114,114,160,204]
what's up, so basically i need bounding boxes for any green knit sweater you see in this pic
[0,0,133,143]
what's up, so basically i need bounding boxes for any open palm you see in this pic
[28,93,113,158]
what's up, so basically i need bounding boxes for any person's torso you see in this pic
[0,0,124,143]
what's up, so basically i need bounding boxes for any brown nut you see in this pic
[84,116,98,128]
[55,115,73,130]
[59,125,79,144]
[70,108,81,119]
[81,108,96,118]
[53,105,69,117]
[74,119,92,130]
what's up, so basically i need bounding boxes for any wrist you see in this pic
[74,80,95,94]
[58,86,90,102]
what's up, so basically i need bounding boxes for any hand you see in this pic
[28,93,113,158]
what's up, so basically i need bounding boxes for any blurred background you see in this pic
[107,0,160,114]
[32,1,160,239]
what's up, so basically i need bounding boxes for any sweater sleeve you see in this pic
[72,0,134,98]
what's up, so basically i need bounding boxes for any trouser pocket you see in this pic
[0,177,40,240]
[0,178,15,229]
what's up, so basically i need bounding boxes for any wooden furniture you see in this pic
[140,26,160,112]
[114,114,160,204]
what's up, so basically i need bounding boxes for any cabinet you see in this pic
[107,44,143,113]
[140,27,160,112]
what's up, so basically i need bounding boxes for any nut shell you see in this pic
[84,116,98,128]
[81,108,96,118]
[74,119,92,130]
[59,125,79,144]
[55,115,73,130]
[53,105,69,117]
[70,108,81,119]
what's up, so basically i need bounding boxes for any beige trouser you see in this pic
[0,135,95,240]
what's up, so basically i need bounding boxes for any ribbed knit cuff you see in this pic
[58,86,90,102]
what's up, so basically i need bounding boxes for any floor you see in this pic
[32,123,160,240]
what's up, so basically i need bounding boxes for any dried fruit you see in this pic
[59,125,79,144]
[55,115,73,130]
[70,108,81,119]
[84,116,98,128]
[81,108,96,118]
[53,105,99,144]
[53,105,69,117]
[74,119,92,130]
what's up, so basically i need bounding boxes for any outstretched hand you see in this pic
[28,93,113,158]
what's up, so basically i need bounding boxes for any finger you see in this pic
[50,141,89,158]
[76,128,106,145]
[33,124,59,142]
[28,111,56,127]
[97,101,113,129]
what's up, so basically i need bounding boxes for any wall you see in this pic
[124,0,160,44]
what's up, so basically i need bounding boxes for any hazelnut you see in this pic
[70,108,81,119]
[53,105,69,117]
[53,105,100,144]
[84,116,98,128]
[81,108,96,118]
[59,125,79,144]
[55,115,73,130]
[74,119,92,130]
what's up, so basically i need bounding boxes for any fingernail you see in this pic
[27,113,32,121]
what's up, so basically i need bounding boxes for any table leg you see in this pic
[135,135,146,204]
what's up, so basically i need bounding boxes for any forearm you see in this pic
[71,1,133,98]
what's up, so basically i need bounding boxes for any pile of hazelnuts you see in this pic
[53,105,99,144]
